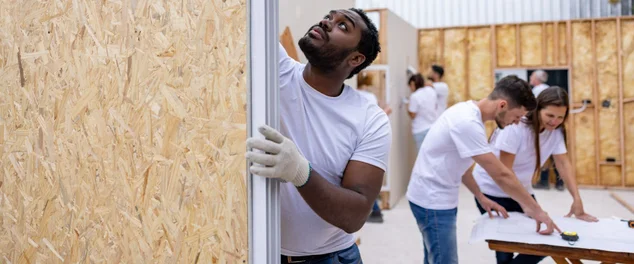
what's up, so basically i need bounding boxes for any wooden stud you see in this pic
[592,19,601,185]
[610,192,634,214]
[465,29,470,101]
[617,17,626,186]
[567,20,577,179]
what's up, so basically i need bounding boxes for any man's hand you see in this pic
[477,196,509,219]
[566,199,599,222]
[524,208,562,235]
[245,125,310,187]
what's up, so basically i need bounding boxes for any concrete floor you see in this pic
[357,185,634,264]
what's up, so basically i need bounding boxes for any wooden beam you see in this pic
[465,29,470,101]
[617,17,626,187]
[610,192,634,214]
[592,19,601,185]
[552,257,571,264]
[567,20,576,179]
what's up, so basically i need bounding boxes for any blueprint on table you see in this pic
[469,212,634,254]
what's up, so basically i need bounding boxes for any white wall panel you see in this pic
[355,0,633,28]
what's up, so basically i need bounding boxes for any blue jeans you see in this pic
[413,129,430,151]
[409,201,458,264]
[372,201,380,212]
[281,244,362,264]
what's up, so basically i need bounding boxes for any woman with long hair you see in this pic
[470,86,597,264]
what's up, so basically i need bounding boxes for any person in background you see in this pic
[529,70,564,191]
[357,72,393,223]
[408,73,438,150]
[428,64,449,116]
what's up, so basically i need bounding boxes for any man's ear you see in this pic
[498,100,508,110]
[348,52,366,68]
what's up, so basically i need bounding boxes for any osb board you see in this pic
[622,20,634,98]
[357,70,386,103]
[625,103,634,186]
[600,166,622,186]
[280,26,299,61]
[467,27,492,100]
[558,23,568,65]
[442,29,467,106]
[544,24,555,65]
[519,24,543,66]
[574,110,597,185]
[596,20,620,162]
[418,30,442,75]
[495,25,517,67]
[571,22,594,103]
[0,0,248,263]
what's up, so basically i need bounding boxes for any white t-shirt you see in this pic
[532,83,549,97]
[357,89,379,105]
[473,120,567,198]
[277,43,392,256]
[406,101,492,210]
[433,81,449,115]
[408,86,438,133]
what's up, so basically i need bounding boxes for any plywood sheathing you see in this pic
[519,24,543,66]
[545,24,555,66]
[0,0,248,262]
[595,20,621,186]
[467,27,492,100]
[574,111,597,185]
[418,30,441,75]
[558,23,568,65]
[572,22,594,103]
[623,20,634,99]
[495,25,516,67]
[442,29,467,106]
[625,103,634,186]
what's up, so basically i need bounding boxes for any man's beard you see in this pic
[298,34,355,74]
[495,111,506,129]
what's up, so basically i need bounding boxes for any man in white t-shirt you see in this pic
[406,75,561,264]
[407,74,438,150]
[429,64,449,116]
[529,70,549,97]
[245,8,391,263]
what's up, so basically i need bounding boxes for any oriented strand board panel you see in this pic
[596,21,621,164]
[357,70,386,103]
[571,22,594,103]
[418,30,442,75]
[468,27,493,100]
[623,20,634,98]
[558,23,568,65]
[496,25,517,67]
[442,29,468,106]
[625,104,634,186]
[574,110,597,185]
[0,0,248,263]
[545,24,555,65]
[600,166,622,186]
[520,24,543,66]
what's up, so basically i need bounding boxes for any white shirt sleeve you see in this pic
[279,43,300,85]
[449,119,492,158]
[350,109,392,171]
[553,129,568,155]
[494,124,523,155]
[408,92,419,113]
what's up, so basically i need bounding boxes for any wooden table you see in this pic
[487,240,634,264]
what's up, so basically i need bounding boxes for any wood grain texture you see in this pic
[623,20,634,98]
[418,30,442,74]
[442,29,467,106]
[572,22,594,103]
[574,110,597,185]
[545,24,555,65]
[558,23,568,65]
[0,0,249,262]
[625,103,634,186]
[468,27,492,100]
[520,24,543,66]
[496,25,517,67]
[596,21,621,169]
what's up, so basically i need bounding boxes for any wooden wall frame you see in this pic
[417,15,634,188]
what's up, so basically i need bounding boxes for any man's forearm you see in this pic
[297,170,376,233]
[461,168,485,200]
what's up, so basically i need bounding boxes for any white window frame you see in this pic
[247,0,280,263]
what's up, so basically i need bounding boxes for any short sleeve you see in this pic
[350,108,392,171]
[408,92,419,113]
[279,43,300,84]
[552,129,568,155]
[493,124,522,155]
[449,119,491,158]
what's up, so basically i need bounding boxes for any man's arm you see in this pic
[461,165,509,218]
[297,161,384,233]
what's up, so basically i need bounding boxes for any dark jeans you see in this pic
[281,244,362,264]
[475,194,546,264]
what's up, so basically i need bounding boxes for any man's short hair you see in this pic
[348,8,381,79]
[431,64,444,78]
[489,75,537,111]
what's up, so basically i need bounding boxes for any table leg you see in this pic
[569,260,583,264]
[552,257,571,264]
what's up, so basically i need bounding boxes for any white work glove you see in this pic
[245,125,311,187]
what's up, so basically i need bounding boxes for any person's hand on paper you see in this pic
[477,196,509,219]
[566,199,599,222]
[524,208,562,235]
